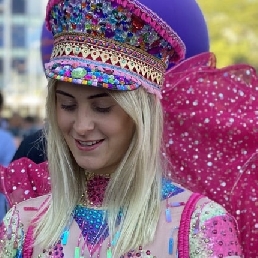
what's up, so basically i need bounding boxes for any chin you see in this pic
[75,159,101,171]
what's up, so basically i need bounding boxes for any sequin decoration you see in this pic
[48,33,165,90]
[189,201,242,257]
[73,205,109,255]
[44,0,185,97]
[162,52,258,257]
[0,157,50,206]
[46,0,184,64]
[0,206,24,257]
[162,178,184,199]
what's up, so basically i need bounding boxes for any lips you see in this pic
[75,138,104,151]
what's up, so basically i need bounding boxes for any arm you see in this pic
[189,199,243,258]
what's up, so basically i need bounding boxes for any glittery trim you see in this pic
[123,0,186,62]
[45,56,162,98]
[52,33,165,86]
[22,197,50,257]
[73,206,109,255]
[161,178,184,200]
[45,32,165,96]
[177,193,203,258]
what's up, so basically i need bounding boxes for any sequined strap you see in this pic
[177,192,203,257]
[22,196,51,258]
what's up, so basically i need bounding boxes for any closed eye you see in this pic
[94,106,113,113]
[60,104,77,111]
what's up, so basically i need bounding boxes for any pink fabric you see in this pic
[162,52,258,257]
[203,215,242,256]
[1,52,257,256]
[23,224,34,258]
[0,158,50,206]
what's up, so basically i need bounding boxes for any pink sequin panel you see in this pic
[201,215,242,257]
[162,52,258,257]
[0,158,50,206]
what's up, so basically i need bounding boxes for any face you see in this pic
[55,82,135,175]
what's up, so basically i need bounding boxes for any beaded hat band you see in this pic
[45,33,166,94]
[45,0,186,97]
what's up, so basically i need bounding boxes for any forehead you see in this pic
[56,81,110,96]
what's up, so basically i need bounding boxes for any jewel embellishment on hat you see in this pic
[45,0,186,98]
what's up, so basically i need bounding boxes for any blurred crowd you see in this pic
[0,91,44,166]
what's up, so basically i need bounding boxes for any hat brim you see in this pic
[45,56,162,97]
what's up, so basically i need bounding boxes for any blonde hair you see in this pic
[35,79,164,256]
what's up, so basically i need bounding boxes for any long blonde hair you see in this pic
[35,79,164,256]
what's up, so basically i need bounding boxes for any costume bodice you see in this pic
[0,177,242,258]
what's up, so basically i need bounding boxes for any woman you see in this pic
[0,0,242,257]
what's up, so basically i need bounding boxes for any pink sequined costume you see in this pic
[0,158,50,206]
[162,52,258,257]
[0,176,242,257]
[0,52,256,257]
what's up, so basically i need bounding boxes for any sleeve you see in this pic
[162,52,258,256]
[0,158,50,207]
[189,199,243,258]
[0,206,25,257]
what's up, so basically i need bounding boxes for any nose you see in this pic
[73,108,94,136]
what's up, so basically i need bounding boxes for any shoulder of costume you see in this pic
[14,194,51,225]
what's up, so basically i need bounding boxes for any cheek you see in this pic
[111,116,134,143]
[56,109,72,133]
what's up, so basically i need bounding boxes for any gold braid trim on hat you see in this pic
[51,33,168,87]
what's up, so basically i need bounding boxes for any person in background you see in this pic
[0,91,16,167]
[11,21,54,164]
[12,127,47,164]
[0,0,242,257]
[21,115,42,138]
[0,92,16,221]
[7,111,25,146]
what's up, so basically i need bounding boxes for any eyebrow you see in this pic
[87,93,109,99]
[56,90,109,99]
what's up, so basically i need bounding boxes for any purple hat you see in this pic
[139,0,209,62]
[45,0,186,98]
[42,0,209,68]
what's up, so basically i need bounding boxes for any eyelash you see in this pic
[60,104,112,113]
[60,104,76,111]
[94,106,112,113]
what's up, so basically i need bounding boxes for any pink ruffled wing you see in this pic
[162,52,258,257]
[0,157,51,207]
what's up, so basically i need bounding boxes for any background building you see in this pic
[0,0,48,119]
